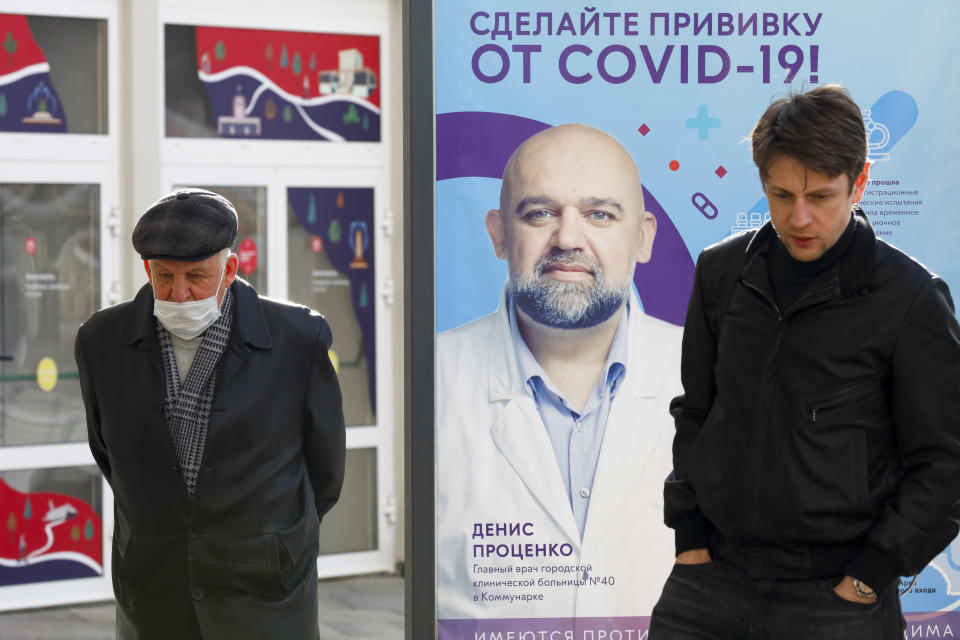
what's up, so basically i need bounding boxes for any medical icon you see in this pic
[863,109,892,163]
[731,198,771,235]
[862,91,918,164]
[692,193,718,220]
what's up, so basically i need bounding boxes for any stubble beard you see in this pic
[510,250,629,330]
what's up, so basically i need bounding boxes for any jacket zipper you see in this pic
[740,278,838,535]
[783,283,837,318]
[787,283,845,426]
[809,379,882,423]
[741,279,781,537]
[742,280,781,319]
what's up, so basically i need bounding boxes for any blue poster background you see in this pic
[436,1,960,332]
[435,0,960,632]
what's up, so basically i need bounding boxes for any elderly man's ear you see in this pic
[485,209,507,260]
[635,210,657,264]
[224,253,240,284]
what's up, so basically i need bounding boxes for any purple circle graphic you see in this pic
[436,111,694,326]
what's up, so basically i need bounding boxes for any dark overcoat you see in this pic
[75,278,345,640]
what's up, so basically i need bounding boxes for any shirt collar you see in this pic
[508,292,629,402]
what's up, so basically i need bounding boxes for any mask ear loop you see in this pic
[148,260,160,301]
[213,255,229,306]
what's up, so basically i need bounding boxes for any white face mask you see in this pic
[152,260,227,340]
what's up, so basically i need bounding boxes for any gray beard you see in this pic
[510,251,629,330]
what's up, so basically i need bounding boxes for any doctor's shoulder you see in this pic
[630,311,684,392]
[634,312,683,357]
[436,310,500,373]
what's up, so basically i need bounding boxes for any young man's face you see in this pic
[764,155,869,262]
[485,125,656,329]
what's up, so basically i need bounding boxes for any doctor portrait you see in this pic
[436,123,683,622]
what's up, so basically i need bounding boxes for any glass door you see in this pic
[285,179,394,576]
[0,174,116,610]
[0,3,119,611]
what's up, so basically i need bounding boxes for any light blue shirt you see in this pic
[509,296,628,540]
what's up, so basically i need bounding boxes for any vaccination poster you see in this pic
[434,1,960,638]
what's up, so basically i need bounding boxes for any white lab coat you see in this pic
[437,289,683,620]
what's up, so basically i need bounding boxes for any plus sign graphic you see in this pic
[685,105,721,141]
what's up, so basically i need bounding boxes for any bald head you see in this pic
[500,124,646,217]
[485,123,656,330]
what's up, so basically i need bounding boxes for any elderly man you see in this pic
[436,124,682,623]
[75,189,345,639]
[652,85,960,639]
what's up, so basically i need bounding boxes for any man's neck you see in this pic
[768,214,856,312]
[516,305,624,413]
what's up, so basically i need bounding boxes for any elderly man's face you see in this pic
[146,252,238,305]
[486,125,656,329]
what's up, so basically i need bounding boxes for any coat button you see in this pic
[579,487,591,499]
[192,588,204,601]
[188,529,199,540]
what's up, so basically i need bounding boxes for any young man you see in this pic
[652,85,960,639]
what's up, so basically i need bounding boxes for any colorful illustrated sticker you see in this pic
[0,477,103,586]
[36,357,56,392]
[191,25,380,141]
[0,14,68,133]
[348,220,370,269]
[289,187,376,421]
[238,237,258,275]
[328,349,340,374]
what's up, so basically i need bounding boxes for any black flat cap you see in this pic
[132,188,238,261]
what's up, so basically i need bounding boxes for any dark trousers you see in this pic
[649,560,905,640]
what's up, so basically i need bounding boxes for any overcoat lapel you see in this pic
[120,284,165,381]
[216,279,273,392]
[217,341,252,394]
[119,284,189,501]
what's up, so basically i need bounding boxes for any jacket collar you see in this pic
[743,206,877,295]
[119,283,160,347]
[228,278,273,349]
[119,277,272,349]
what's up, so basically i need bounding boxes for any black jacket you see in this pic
[665,210,960,592]
[75,278,345,639]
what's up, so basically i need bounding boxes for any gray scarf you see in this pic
[156,286,235,497]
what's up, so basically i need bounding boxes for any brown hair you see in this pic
[751,84,867,191]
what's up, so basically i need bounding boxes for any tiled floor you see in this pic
[0,574,403,640]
